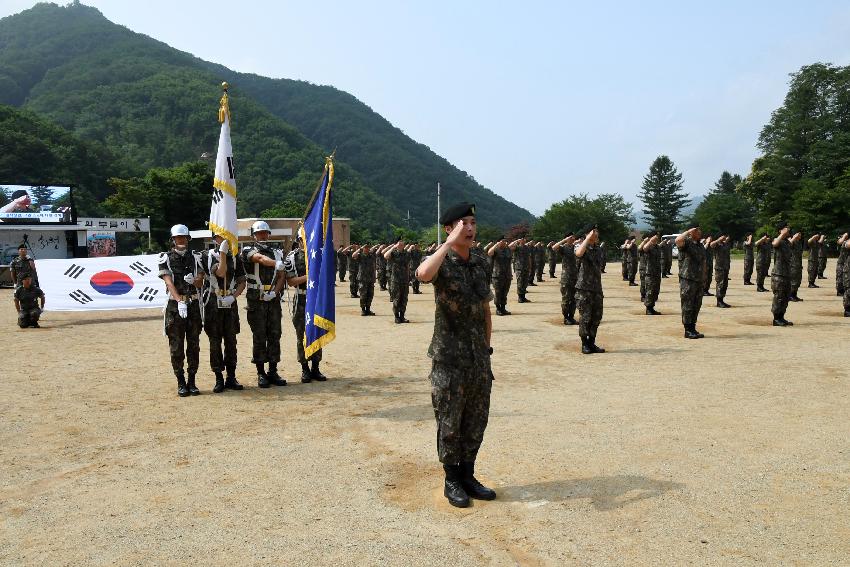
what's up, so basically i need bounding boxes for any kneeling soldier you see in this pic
[14,274,45,328]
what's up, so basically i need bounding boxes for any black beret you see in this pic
[18,243,27,249]
[440,202,475,225]
[18,273,32,283]
[580,223,597,235]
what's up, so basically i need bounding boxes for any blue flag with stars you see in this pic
[300,157,336,357]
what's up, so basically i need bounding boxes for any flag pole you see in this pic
[436,182,441,245]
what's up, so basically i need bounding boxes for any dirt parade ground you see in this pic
[1,257,848,566]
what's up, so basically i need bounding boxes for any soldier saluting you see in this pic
[575,224,605,354]
[159,224,205,397]
[771,222,796,326]
[416,202,496,509]
[676,225,706,339]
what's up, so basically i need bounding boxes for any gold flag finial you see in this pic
[218,82,231,124]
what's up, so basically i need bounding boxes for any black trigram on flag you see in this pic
[212,187,224,204]
[139,286,159,302]
[129,261,151,276]
[64,264,85,279]
[69,289,93,304]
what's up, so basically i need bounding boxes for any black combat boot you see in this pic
[790,294,802,302]
[744,280,754,285]
[703,290,714,296]
[267,363,287,386]
[461,462,496,500]
[311,359,327,381]
[844,310,850,317]
[646,305,660,315]
[772,317,789,326]
[213,370,225,393]
[187,372,200,396]
[589,336,606,353]
[501,304,511,315]
[717,300,731,308]
[225,365,244,390]
[443,464,470,508]
[256,363,270,388]
[517,295,526,303]
[757,285,768,292]
[687,324,704,339]
[629,281,638,287]
[581,335,593,354]
[399,310,410,323]
[300,363,312,383]
[176,371,189,398]
[808,282,819,288]
[361,307,368,316]
[495,305,505,316]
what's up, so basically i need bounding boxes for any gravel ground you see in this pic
[0,258,848,566]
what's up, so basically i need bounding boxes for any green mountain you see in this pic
[0,2,534,235]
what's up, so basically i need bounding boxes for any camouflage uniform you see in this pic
[159,249,204,377]
[743,241,754,284]
[533,245,545,282]
[818,241,827,278]
[662,239,673,276]
[241,241,282,364]
[410,248,423,293]
[387,248,410,320]
[491,246,512,311]
[547,246,560,278]
[703,243,714,294]
[598,243,607,273]
[286,247,322,364]
[643,243,661,308]
[357,249,377,314]
[621,245,629,280]
[513,243,531,300]
[376,251,388,291]
[756,240,772,289]
[843,246,850,313]
[771,239,792,319]
[627,244,638,284]
[837,242,848,296]
[200,249,245,374]
[337,249,348,282]
[677,237,705,326]
[559,244,578,322]
[10,254,37,288]
[14,283,44,328]
[714,241,731,303]
[347,251,360,297]
[790,238,803,298]
[427,249,493,465]
[638,245,648,300]
[575,244,604,340]
[807,240,819,286]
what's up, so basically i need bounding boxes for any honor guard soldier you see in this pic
[552,233,578,325]
[771,223,796,326]
[488,237,514,316]
[416,202,496,508]
[10,243,37,288]
[712,234,731,308]
[353,243,377,316]
[755,234,772,291]
[159,224,205,397]
[676,225,706,339]
[385,240,411,323]
[284,235,327,383]
[643,231,662,315]
[201,232,246,393]
[241,221,287,388]
[14,273,45,328]
[575,225,605,354]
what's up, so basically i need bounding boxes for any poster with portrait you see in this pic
[87,231,117,257]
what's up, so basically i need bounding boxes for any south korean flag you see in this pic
[38,254,167,311]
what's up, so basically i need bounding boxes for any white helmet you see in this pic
[251,220,271,235]
[170,224,191,239]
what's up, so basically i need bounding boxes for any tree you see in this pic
[712,171,742,194]
[691,171,754,239]
[638,155,690,234]
[532,193,635,244]
[104,162,213,250]
[261,198,305,219]
[29,185,54,208]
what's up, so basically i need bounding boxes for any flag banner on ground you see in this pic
[38,255,166,311]
[209,85,238,253]
[299,158,336,357]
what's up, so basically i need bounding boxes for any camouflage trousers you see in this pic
[679,278,703,325]
[639,269,647,298]
[771,275,791,316]
[359,279,375,312]
[411,276,421,294]
[818,254,826,278]
[430,360,492,464]
[621,258,628,279]
[338,263,347,282]
[703,267,714,293]
[203,301,240,372]
[560,279,576,318]
[836,261,845,295]
[843,266,850,310]
[575,289,603,338]
[535,261,544,281]
[664,257,673,275]
[515,268,529,296]
[493,274,512,307]
[17,307,41,328]
[348,271,359,296]
[389,279,409,314]
[628,262,637,283]
[791,270,802,296]
[378,269,388,290]
[165,300,202,375]
[246,297,282,364]
[807,259,819,285]
[548,258,557,278]
[714,269,729,301]
[756,263,770,289]
[293,294,321,365]
[743,256,754,283]
[643,274,660,306]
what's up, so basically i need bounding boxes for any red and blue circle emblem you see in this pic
[90,270,134,295]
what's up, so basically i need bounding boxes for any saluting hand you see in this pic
[445,221,466,246]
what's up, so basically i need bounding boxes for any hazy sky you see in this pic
[3,1,850,216]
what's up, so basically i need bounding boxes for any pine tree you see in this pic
[711,171,742,195]
[638,156,690,233]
